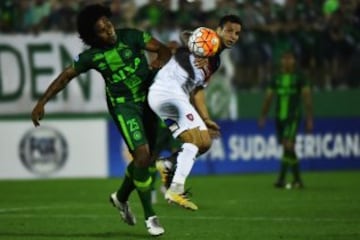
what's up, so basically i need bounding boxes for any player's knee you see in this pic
[132,145,151,167]
[199,130,212,153]
[198,136,212,154]
[188,131,212,155]
[179,130,202,149]
[178,130,195,144]
[198,144,210,155]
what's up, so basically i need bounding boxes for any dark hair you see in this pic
[218,15,242,28]
[76,4,112,47]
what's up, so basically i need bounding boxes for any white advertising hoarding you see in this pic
[0,33,107,115]
[0,119,107,179]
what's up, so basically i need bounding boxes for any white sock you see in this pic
[171,143,199,192]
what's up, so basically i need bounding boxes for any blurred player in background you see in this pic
[31,4,171,236]
[258,50,313,189]
[148,15,242,210]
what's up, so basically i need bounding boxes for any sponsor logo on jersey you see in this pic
[19,127,68,176]
[122,49,133,59]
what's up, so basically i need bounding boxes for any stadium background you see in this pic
[0,0,359,179]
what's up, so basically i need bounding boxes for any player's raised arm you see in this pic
[144,37,172,69]
[31,66,78,127]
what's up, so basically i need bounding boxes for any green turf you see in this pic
[0,171,359,240]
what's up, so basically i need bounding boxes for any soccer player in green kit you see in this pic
[258,50,313,189]
[31,4,171,236]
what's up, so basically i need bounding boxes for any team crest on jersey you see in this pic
[122,49,133,59]
[186,114,194,121]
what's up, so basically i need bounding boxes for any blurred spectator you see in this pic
[0,0,359,89]
[0,0,16,32]
[323,0,340,17]
[48,0,77,32]
[113,0,136,28]
[26,0,52,34]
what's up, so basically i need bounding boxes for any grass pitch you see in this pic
[0,171,359,240]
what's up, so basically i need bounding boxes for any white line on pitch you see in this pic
[0,214,358,223]
[1,206,358,223]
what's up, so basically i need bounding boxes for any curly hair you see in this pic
[76,4,112,47]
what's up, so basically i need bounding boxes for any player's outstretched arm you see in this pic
[191,87,220,138]
[145,38,172,69]
[31,66,78,127]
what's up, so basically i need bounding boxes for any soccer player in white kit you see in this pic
[148,15,242,210]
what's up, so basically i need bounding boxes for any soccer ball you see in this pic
[188,27,220,57]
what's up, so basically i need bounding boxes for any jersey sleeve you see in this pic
[72,51,93,74]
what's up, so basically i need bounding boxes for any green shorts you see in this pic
[107,98,158,153]
[276,118,300,142]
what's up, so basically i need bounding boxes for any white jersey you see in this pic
[148,48,220,137]
[150,48,215,97]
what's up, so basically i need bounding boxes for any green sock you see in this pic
[149,162,157,191]
[133,166,155,219]
[289,153,301,182]
[278,152,292,183]
[278,159,288,183]
[116,161,135,202]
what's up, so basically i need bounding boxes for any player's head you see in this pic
[76,4,117,48]
[216,15,242,49]
[280,50,296,72]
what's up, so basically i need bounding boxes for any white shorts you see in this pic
[148,90,207,138]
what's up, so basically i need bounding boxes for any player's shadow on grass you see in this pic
[0,231,153,239]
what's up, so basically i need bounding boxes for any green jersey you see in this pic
[73,28,153,103]
[269,71,310,121]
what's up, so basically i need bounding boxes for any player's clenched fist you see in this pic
[31,103,45,127]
